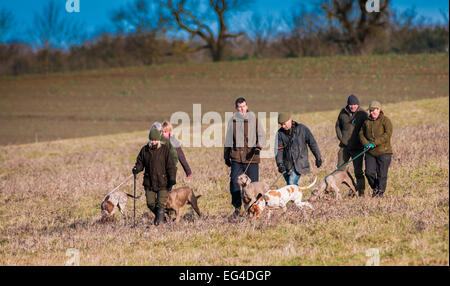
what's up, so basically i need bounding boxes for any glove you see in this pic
[225,158,231,167]
[278,164,286,174]
[365,143,375,150]
[315,158,322,168]
[132,166,138,175]
[253,146,261,155]
[169,180,176,187]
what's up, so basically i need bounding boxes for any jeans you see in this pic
[283,169,302,185]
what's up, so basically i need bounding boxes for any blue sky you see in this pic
[1,0,448,43]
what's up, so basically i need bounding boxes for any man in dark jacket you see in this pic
[224,97,266,217]
[132,128,177,226]
[276,113,322,185]
[335,94,368,196]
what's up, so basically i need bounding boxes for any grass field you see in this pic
[0,53,448,145]
[0,94,448,265]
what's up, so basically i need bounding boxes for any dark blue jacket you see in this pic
[276,121,321,174]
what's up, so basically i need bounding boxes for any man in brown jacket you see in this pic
[335,94,368,196]
[359,101,393,198]
[224,98,266,217]
[133,128,177,225]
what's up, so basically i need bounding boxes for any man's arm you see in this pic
[134,146,145,173]
[335,114,343,145]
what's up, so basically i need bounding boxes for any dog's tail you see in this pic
[298,176,318,190]
[126,193,141,199]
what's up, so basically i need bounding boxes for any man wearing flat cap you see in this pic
[275,112,322,186]
[335,94,368,196]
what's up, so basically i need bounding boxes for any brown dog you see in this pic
[164,187,202,222]
[308,164,357,202]
[237,173,269,212]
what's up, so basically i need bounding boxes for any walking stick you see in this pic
[133,173,136,228]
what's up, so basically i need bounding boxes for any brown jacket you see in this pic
[359,112,393,156]
[135,142,177,191]
[224,111,266,164]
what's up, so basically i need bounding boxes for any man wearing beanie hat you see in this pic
[276,112,322,186]
[335,94,368,196]
[132,126,177,226]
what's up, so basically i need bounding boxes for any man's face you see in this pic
[150,140,160,148]
[370,108,381,119]
[348,104,359,113]
[281,119,293,130]
[236,101,248,115]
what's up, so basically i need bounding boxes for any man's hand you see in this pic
[225,158,231,167]
[132,166,138,175]
[253,146,262,155]
[365,143,375,150]
[315,158,322,168]
[278,164,286,174]
[169,180,176,187]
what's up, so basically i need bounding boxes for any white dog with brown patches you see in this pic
[100,190,141,223]
[249,177,317,219]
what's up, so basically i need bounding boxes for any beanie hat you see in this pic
[278,112,292,125]
[347,94,360,105]
[149,128,161,141]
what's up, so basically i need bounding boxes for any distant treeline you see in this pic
[0,0,448,76]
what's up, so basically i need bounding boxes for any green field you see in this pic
[0,54,448,145]
[0,54,448,265]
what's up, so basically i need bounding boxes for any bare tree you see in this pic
[246,13,279,57]
[0,8,14,43]
[111,0,170,35]
[279,4,332,57]
[29,0,85,49]
[161,0,252,61]
[321,0,391,54]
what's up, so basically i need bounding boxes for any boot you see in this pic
[371,188,379,198]
[153,208,166,226]
[232,207,241,218]
[356,177,365,197]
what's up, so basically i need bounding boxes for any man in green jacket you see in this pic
[132,128,177,225]
[335,94,368,196]
[359,101,393,198]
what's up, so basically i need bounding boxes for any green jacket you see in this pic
[335,106,368,151]
[135,142,177,191]
[359,112,393,156]
[160,136,178,165]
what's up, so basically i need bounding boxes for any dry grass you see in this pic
[0,97,448,265]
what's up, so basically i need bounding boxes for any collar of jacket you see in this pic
[344,105,359,115]
[233,110,256,121]
[147,141,162,150]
